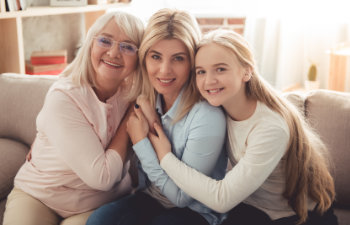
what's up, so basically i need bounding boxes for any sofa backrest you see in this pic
[305,90,350,207]
[285,90,350,208]
[0,73,57,148]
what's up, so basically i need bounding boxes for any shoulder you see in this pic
[191,100,225,119]
[46,77,92,105]
[250,102,290,141]
[186,100,226,131]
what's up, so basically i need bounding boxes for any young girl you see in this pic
[3,11,144,225]
[149,29,338,225]
[86,9,227,225]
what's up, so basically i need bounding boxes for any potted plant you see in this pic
[304,63,320,90]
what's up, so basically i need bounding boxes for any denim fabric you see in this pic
[86,192,209,225]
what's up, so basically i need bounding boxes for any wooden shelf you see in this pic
[0,3,127,18]
[0,2,128,74]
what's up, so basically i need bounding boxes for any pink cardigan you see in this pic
[14,77,132,217]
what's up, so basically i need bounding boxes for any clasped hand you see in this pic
[126,95,171,161]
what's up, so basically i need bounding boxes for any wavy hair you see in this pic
[61,11,144,101]
[136,8,201,121]
[198,29,335,224]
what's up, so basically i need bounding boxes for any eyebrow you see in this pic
[195,63,229,70]
[148,50,188,57]
[98,33,134,44]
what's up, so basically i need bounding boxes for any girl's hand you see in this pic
[148,122,171,161]
[136,95,160,135]
[127,104,149,145]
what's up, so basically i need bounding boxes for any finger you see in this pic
[134,103,146,121]
[148,131,157,144]
[153,122,165,138]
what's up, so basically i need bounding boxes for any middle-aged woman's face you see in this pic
[91,19,138,94]
[145,38,191,108]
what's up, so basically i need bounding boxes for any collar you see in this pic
[155,89,184,120]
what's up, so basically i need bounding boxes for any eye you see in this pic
[151,54,161,60]
[97,36,112,48]
[216,67,226,72]
[174,56,185,61]
[196,69,205,75]
[120,42,137,53]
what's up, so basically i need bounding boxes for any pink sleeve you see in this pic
[37,90,125,191]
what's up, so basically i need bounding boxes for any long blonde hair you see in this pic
[136,8,201,121]
[198,29,335,224]
[61,11,144,101]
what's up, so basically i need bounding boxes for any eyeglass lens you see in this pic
[95,36,137,55]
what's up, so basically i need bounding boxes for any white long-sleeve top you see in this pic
[14,77,132,217]
[161,101,315,220]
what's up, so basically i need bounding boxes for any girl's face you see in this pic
[91,19,138,94]
[195,43,249,107]
[145,39,191,107]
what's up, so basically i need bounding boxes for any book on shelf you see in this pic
[30,49,67,65]
[25,61,67,75]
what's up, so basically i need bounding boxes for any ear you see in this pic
[242,68,252,82]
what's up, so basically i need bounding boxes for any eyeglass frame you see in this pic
[93,35,138,56]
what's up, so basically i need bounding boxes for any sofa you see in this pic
[0,73,349,225]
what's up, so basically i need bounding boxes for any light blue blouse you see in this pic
[133,92,227,225]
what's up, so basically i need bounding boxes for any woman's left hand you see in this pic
[127,104,149,145]
[149,122,171,161]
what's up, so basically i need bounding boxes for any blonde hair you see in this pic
[61,11,144,101]
[198,29,335,224]
[137,8,201,121]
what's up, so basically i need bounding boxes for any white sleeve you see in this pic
[160,124,289,213]
[38,90,125,191]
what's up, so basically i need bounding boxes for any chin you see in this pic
[205,99,222,107]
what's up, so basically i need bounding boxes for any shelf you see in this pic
[0,2,129,74]
[0,3,128,18]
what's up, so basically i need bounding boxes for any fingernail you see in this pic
[135,103,139,109]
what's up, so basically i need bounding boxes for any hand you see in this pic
[127,104,149,145]
[26,148,32,161]
[148,122,171,161]
[136,95,160,135]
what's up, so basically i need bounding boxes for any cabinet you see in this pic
[0,2,128,74]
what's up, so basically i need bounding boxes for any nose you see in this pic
[107,44,121,58]
[159,60,171,75]
[204,72,217,85]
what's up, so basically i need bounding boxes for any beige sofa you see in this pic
[0,73,349,224]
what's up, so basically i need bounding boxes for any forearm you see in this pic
[133,138,194,207]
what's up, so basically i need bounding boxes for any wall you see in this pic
[24,0,84,62]
[196,17,245,35]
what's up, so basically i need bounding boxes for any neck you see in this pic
[94,85,119,103]
[161,94,178,113]
[223,93,257,121]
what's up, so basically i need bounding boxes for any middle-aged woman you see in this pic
[3,11,144,225]
[86,8,228,225]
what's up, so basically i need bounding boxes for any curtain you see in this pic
[244,2,350,91]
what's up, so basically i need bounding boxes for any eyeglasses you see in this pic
[94,35,138,56]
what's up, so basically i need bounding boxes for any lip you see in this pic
[206,88,224,95]
[102,59,122,68]
[157,78,176,86]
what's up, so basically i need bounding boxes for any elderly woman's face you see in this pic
[91,19,138,94]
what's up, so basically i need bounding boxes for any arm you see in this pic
[131,104,227,207]
[107,104,134,163]
[38,90,129,191]
[159,124,289,213]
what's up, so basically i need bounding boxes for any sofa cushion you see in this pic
[305,90,350,207]
[0,73,57,147]
[0,138,28,200]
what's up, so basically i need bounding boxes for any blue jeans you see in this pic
[86,191,209,225]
